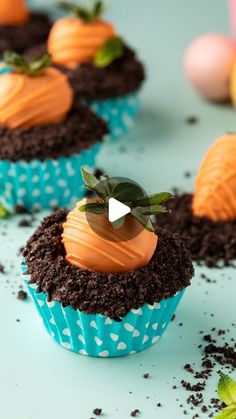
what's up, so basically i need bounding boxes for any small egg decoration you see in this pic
[184,33,236,102]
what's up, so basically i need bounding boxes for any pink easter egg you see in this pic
[184,33,236,101]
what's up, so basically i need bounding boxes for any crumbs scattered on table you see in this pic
[17,290,28,301]
[93,408,102,416]
[130,409,140,417]
[185,116,199,125]
[178,328,235,416]
[184,171,192,178]
[18,219,32,228]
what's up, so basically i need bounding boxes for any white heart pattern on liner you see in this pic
[124,323,134,332]
[94,336,103,346]
[117,342,127,350]
[110,333,119,342]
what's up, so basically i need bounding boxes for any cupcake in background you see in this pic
[0,0,51,55]
[29,0,145,142]
[0,51,108,212]
[22,167,194,357]
[158,133,236,267]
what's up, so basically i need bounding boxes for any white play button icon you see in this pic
[108,197,131,223]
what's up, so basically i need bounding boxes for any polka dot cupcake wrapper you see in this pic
[88,91,140,142]
[22,260,186,357]
[0,142,101,211]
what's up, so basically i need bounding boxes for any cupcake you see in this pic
[29,0,145,142]
[158,133,236,267]
[22,167,194,357]
[0,0,51,55]
[0,52,108,212]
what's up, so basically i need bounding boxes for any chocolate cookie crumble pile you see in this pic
[0,106,108,162]
[157,193,236,268]
[0,13,51,55]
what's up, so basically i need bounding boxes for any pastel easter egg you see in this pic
[184,33,236,101]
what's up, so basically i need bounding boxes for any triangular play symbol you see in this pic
[108,198,131,223]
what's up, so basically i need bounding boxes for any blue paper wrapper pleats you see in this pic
[22,260,186,357]
[0,142,101,211]
[89,91,140,142]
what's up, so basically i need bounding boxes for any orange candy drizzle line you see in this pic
[0,68,73,129]
[62,200,158,273]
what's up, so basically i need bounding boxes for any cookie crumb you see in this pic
[17,290,28,301]
[185,116,198,124]
[93,408,102,416]
[130,409,140,417]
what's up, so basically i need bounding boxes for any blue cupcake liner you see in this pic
[88,91,140,142]
[22,260,186,357]
[0,142,101,211]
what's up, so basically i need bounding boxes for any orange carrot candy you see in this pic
[62,167,171,273]
[48,0,119,67]
[192,133,236,221]
[0,51,73,129]
[0,0,29,25]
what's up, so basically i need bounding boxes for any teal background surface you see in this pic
[0,1,236,418]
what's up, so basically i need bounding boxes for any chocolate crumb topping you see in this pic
[23,209,193,321]
[0,13,51,55]
[158,193,236,268]
[0,105,108,162]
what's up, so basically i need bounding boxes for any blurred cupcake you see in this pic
[0,52,108,212]
[29,0,145,142]
[0,0,51,55]
[158,133,236,267]
[22,168,194,357]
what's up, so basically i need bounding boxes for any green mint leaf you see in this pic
[112,216,125,230]
[58,1,77,12]
[94,36,124,68]
[0,203,10,219]
[214,405,236,419]
[3,51,51,77]
[79,202,106,214]
[81,167,100,190]
[81,168,109,200]
[111,181,144,203]
[28,54,51,77]
[133,192,172,207]
[218,375,236,406]
[131,208,154,232]
[138,204,168,216]
[93,0,104,17]
[59,0,105,22]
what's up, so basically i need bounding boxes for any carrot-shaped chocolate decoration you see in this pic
[48,0,119,67]
[0,51,73,129]
[0,0,29,25]
[62,167,171,273]
[192,133,236,221]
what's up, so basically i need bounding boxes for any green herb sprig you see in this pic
[0,203,10,219]
[215,374,236,418]
[3,51,51,77]
[59,0,105,22]
[94,36,124,68]
[79,167,171,232]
